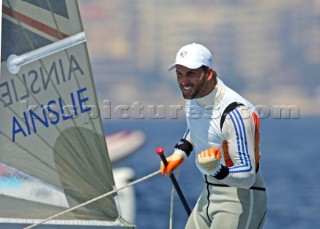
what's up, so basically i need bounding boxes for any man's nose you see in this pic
[179,76,189,85]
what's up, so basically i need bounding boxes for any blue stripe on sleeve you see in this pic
[227,109,252,173]
[182,128,189,139]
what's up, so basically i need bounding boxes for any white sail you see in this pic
[0,0,133,228]
[0,0,2,74]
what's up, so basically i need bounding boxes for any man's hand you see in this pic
[160,152,184,176]
[198,147,222,175]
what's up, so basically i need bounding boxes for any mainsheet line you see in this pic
[24,170,161,229]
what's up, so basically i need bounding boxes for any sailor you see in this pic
[160,43,267,229]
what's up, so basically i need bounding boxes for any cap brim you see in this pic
[168,62,204,71]
[168,63,176,71]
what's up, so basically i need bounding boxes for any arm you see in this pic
[218,106,257,188]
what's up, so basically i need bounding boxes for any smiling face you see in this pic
[176,65,216,99]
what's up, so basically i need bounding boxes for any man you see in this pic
[160,43,267,229]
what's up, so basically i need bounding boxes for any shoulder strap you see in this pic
[220,102,243,131]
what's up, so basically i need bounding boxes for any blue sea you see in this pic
[104,116,320,229]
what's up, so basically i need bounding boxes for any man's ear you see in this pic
[208,68,216,80]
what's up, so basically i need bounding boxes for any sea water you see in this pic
[105,116,320,229]
[1,117,320,229]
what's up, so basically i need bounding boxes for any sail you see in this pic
[0,0,2,74]
[0,0,132,228]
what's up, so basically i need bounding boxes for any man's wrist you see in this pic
[212,165,229,180]
[173,149,188,159]
[174,139,193,158]
[207,164,221,176]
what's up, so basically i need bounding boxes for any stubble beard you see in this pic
[181,80,207,100]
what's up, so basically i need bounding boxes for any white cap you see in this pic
[168,43,212,71]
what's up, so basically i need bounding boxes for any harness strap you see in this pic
[220,102,243,131]
[204,175,266,191]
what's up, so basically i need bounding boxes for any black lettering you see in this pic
[10,79,19,103]
[59,59,66,83]
[29,70,41,94]
[20,74,30,100]
[0,81,13,107]
[68,54,84,80]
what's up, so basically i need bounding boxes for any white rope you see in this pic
[24,170,161,229]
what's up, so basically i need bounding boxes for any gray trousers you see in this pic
[185,173,267,229]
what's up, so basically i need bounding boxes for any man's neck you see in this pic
[194,79,223,108]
